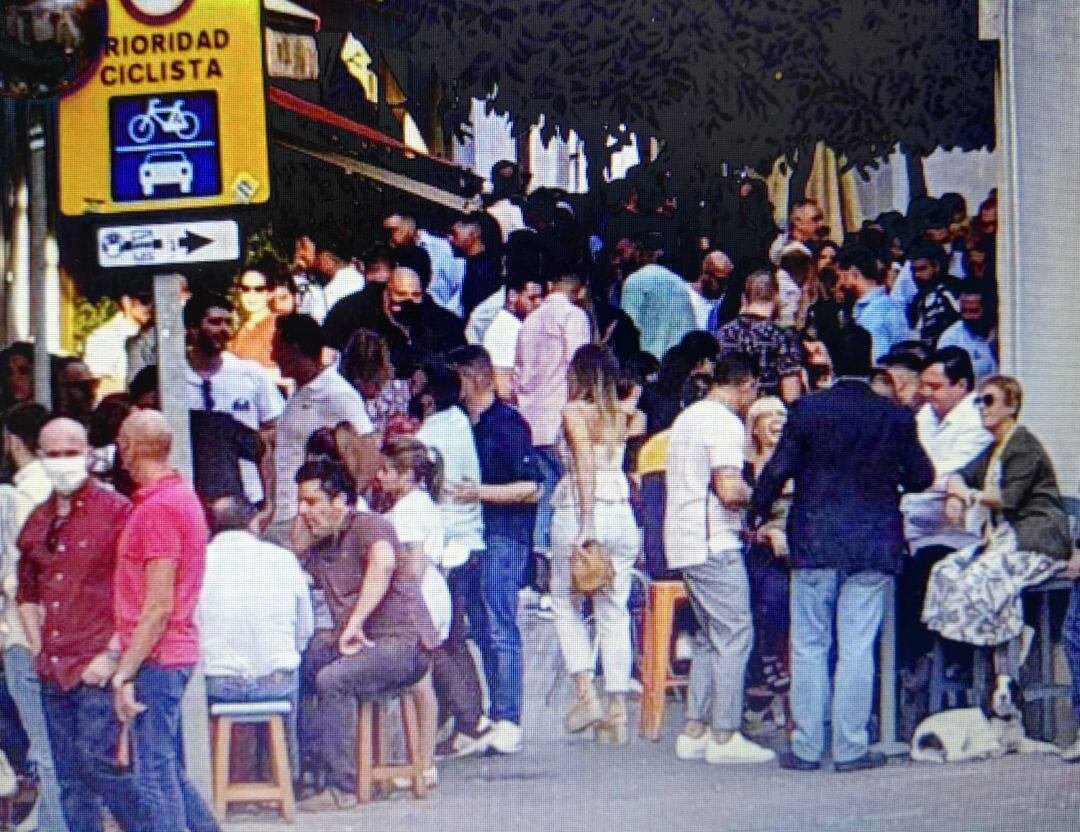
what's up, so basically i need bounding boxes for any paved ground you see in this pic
[222,609,1080,832]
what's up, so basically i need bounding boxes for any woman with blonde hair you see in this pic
[925,375,1070,673]
[551,344,645,744]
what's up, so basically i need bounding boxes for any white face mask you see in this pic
[40,455,89,496]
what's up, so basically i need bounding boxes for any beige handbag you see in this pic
[571,540,616,595]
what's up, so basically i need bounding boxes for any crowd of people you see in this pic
[0,160,1077,829]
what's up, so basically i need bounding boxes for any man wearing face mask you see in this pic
[377,268,466,375]
[16,418,146,832]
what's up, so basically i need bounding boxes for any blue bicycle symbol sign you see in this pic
[109,91,221,203]
[127,98,202,144]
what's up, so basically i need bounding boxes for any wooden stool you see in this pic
[638,579,690,741]
[209,700,294,822]
[1022,576,1074,740]
[356,690,427,803]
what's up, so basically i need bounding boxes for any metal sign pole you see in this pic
[27,105,50,408]
[153,272,212,798]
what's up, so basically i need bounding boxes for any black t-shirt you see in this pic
[189,410,263,503]
[472,401,540,544]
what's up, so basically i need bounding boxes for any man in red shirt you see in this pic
[16,418,144,832]
[110,410,220,832]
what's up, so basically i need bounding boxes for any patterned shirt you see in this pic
[907,281,959,345]
[714,314,804,396]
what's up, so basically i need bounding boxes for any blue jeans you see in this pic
[531,446,563,556]
[206,670,300,775]
[40,682,146,832]
[131,665,220,832]
[480,536,528,724]
[1063,582,1080,721]
[3,647,68,832]
[790,569,891,764]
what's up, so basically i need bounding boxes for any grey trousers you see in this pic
[683,548,754,732]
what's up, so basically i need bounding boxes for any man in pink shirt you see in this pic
[110,410,220,832]
[512,272,590,601]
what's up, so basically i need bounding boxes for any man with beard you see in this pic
[450,216,502,321]
[183,292,282,506]
[291,234,364,325]
[687,250,734,331]
[836,245,912,362]
[935,283,999,382]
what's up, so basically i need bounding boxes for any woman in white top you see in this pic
[375,436,451,785]
[551,345,644,745]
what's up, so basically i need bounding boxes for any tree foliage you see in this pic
[374,0,995,188]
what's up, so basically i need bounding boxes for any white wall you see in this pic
[999,0,1080,495]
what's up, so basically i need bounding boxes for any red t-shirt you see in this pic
[114,472,209,667]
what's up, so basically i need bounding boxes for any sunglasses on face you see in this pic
[238,284,269,294]
[976,394,998,408]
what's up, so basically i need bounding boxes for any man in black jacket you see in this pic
[750,335,933,773]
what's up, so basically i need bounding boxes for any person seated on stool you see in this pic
[197,495,314,780]
[295,460,438,812]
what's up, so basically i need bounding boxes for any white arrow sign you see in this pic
[97,220,241,269]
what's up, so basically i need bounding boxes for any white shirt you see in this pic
[776,270,802,328]
[487,199,527,241]
[902,392,993,547]
[385,490,451,642]
[686,286,716,332]
[272,368,373,525]
[420,230,463,317]
[665,399,746,569]
[416,406,485,552]
[83,312,141,394]
[482,308,523,369]
[0,461,52,652]
[197,530,314,679]
[324,263,365,314]
[936,321,999,383]
[465,288,505,345]
[186,352,285,503]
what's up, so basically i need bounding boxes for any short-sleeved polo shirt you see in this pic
[472,400,539,544]
[114,473,209,668]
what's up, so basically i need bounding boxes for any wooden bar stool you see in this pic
[356,690,427,803]
[638,579,690,741]
[209,700,294,822]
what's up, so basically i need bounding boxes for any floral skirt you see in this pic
[922,527,1063,646]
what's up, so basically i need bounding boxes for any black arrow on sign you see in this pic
[178,231,213,254]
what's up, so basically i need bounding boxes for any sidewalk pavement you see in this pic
[221,605,1080,832]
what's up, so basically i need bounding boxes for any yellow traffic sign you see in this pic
[58,0,270,216]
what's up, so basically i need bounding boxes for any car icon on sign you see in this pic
[139,151,193,196]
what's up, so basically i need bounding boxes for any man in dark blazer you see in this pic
[750,326,934,773]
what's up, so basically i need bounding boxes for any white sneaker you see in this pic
[1062,738,1080,763]
[675,731,709,760]
[489,720,524,754]
[705,732,776,765]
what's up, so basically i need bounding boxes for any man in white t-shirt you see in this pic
[184,292,283,505]
[266,314,376,548]
[665,354,774,766]
[482,273,543,402]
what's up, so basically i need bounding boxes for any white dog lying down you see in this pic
[911,675,1060,763]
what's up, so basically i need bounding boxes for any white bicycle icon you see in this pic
[127,98,201,144]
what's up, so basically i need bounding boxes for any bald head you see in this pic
[118,409,173,465]
[702,251,734,279]
[38,418,89,456]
